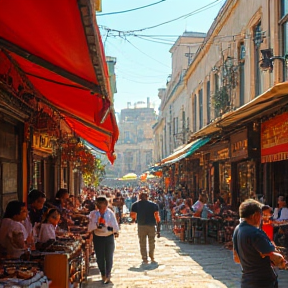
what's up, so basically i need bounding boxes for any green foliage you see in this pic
[212,86,230,113]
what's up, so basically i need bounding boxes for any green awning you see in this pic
[162,137,210,166]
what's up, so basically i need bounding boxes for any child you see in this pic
[38,208,60,243]
[261,205,274,242]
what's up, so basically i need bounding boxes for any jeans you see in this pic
[93,234,115,277]
[138,225,155,261]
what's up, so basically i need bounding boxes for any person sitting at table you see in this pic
[273,195,288,222]
[179,198,193,216]
[52,188,70,210]
[38,208,61,243]
[192,193,207,217]
[272,195,288,246]
[0,201,29,259]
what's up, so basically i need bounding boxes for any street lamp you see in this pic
[260,48,288,72]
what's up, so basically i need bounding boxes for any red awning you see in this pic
[0,0,118,163]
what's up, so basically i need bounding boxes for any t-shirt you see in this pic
[131,200,159,226]
[233,221,276,287]
[38,223,56,243]
[0,218,28,258]
[87,208,119,237]
[273,207,288,221]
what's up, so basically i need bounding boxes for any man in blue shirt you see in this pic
[131,191,160,264]
[233,199,285,288]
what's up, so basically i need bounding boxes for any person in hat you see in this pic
[88,196,119,284]
[130,191,160,264]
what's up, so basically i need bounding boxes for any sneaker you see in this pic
[151,260,158,265]
[141,260,148,265]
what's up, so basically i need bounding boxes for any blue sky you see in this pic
[96,0,226,114]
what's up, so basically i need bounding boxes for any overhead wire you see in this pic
[122,36,170,68]
[97,0,167,16]
[104,38,169,74]
[98,0,223,33]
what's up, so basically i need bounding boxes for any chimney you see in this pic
[127,102,131,109]
[147,97,150,108]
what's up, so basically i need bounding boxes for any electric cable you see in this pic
[97,0,166,16]
[98,0,223,33]
[120,36,170,68]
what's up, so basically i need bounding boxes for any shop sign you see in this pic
[210,147,230,161]
[261,112,288,163]
[209,142,230,161]
[230,129,248,161]
[32,132,53,153]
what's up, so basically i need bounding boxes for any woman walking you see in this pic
[88,196,119,284]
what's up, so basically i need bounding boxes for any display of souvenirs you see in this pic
[0,261,49,288]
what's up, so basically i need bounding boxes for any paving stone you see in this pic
[82,224,288,288]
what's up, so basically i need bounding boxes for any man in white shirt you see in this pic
[273,195,288,222]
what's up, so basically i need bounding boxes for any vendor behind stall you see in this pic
[38,208,61,243]
[0,200,29,259]
[27,189,47,226]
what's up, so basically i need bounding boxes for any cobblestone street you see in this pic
[83,224,288,288]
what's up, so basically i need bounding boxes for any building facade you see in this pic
[108,98,157,178]
[153,0,288,208]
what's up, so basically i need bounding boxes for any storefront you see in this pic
[208,142,231,204]
[230,126,260,208]
[261,112,288,206]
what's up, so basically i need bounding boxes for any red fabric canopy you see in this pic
[0,0,118,163]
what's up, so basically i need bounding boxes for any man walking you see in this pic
[233,199,286,288]
[130,191,160,264]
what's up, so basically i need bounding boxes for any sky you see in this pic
[96,0,226,114]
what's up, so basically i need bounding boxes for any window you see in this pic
[239,43,245,106]
[281,0,288,80]
[175,117,178,134]
[193,94,197,132]
[253,22,263,97]
[199,89,203,129]
[124,131,130,143]
[214,73,219,92]
[214,73,220,117]
[146,151,152,165]
[206,81,211,124]
[182,110,186,141]
[137,129,144,141]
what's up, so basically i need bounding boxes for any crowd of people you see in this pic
[0,183,288,286]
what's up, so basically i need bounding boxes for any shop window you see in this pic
[237,161,256,204]
[219,163,231,204]
[33,160,42,190]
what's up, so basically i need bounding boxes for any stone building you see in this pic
[153,0,288,208]
[107,98,157,178]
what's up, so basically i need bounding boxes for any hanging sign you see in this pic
[261,112,288,163]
